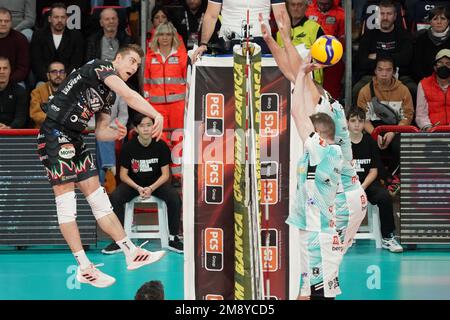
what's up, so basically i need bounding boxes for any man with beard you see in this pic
[29,61,67,128]
[353,0,415,104]
[30,2,84,85]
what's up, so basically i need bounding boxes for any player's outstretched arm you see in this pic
[192,1,221,63]
[291,64,315,142]
[259,13,296,83]
[104,75,164,140]
[271,7,304,82]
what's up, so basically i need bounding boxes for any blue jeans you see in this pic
[96,140,116,184]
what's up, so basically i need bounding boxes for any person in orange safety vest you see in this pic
[143,22,187,178]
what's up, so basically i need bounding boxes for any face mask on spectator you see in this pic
[436,65,450,79]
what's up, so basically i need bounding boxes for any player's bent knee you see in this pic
[86,187,114,220]
[55,191,77,224]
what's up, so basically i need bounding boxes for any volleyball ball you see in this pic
[310,35,343,66]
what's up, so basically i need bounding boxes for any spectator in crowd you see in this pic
[35,0,91,31]
[306,0,344,42]
[144,22,187,136]
[0,0,35,42]
[147,5,185,52]
[357,0,406,34]
[357,56,413,194]
[135,280,165,300]
[29,61,66,128]
[172,0,220,52]
[405,0,449,32]
[192,0,289,58]
[144,21,187,178]
[306,0,345,98]
[353,0,415,105]
[85,8,134,62]
[413,6,450,83]
[347,107,403,252]
[30,2,84,85]
[416,49,450,131]
[101,113,183,255]
[0,7,30,85]
[0,57,28,129]
[276,0,325,85]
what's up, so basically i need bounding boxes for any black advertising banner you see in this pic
[186,57,291,300]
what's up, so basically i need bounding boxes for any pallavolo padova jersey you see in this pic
[209,0,284,38]
[315,93,361,192]
[286,132,343,233]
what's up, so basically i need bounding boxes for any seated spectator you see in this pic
[405,0,449,32]
[135,280,164,300]
[348,107,403,252]
[357,56,414,192]
[172,0,220,52]
[30,2,84,85]
[0,0,35,42]
[85,8,134,62]
[87,96,128,187]
[0,57,28,129]
[85,7,138,91]
[35,0,91,32]
[101,114,183,255]
[358,0,406,34]
[29,61,66,128]
[416,49,450,131]
[306,0,345,98]
[276,0,325,85]
[0,7,30,85]
[353,0,416,105]
[412,6,450,83]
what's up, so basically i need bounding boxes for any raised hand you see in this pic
[259,13,271,41]
[152,113,164,141]
[192,45,208,63]
[275,10,291,44]
[115,118,127,140]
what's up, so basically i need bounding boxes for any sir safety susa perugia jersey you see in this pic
[44,59,117,134]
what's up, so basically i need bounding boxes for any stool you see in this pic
[124,195,169,248]
[355,203,382,248]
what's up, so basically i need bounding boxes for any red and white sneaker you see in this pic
[126,241,166,271]
[76,263,116,288]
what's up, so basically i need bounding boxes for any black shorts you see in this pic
[37,121,98,186]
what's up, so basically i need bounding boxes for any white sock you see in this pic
[74,250,91,269]
[116,237,137,259]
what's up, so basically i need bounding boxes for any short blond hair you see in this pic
[116,44,145,58]
[149,22,180,52]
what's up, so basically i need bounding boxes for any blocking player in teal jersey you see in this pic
[286,61,344,300]
[260,13,367,253]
